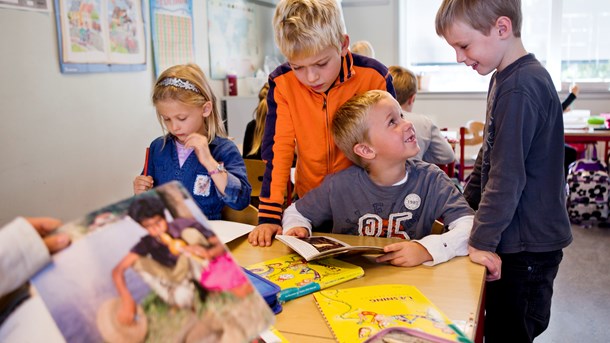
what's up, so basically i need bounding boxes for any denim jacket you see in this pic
[146,135,251,219]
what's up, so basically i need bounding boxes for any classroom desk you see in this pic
[565,128,610,158]
[228,233,487,343]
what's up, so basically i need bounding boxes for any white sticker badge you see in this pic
[404,194,421,210]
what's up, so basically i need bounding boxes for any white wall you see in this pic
[1,2,609,224]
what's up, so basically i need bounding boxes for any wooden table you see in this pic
[565,128,610,158]
[228,233,487,343]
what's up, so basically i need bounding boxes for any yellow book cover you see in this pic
[246,253,364,302]
[313,284,473,343]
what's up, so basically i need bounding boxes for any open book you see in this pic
[313,284,473,343]
[246,253,364,302]
[275,235,385,261]
[31,181,274,343]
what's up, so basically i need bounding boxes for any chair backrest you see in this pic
[458,120,485,181]
[244,159,266,198]
[431,219,446,235]
[221,204,259,226]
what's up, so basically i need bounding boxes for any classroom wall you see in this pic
[1,2,609,225]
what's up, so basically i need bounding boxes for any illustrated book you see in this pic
[31,181,274,343]
[246,253,365,302]
[275,235,385,261]
[312,284,473,343]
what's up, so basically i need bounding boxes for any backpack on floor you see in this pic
[566,146,610,225]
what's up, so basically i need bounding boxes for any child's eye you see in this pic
[389,119,396,126]
[291,65,302,71]
[399,112,404,119]
[461,44,468,50]
[317,62,328,67]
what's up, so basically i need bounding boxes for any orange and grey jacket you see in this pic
[258,52,396,225]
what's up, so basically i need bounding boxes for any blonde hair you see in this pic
[388,66,417,106]
[351,40,375,58]
[435,0,522,38]
[273,0,346,60]
[332,90,390,168]
[248,83,270,157]
[152,64,226,143]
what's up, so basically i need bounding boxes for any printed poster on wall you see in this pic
[207,0,261,79]
[54,0,146,73]
[0,0,51,12]
[150,0,195,78]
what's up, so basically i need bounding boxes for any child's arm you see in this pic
[378,215,474,267]
[468,245,502,281]
[282,203,312,237]
[376,241,433,267]
[112,252,140,325]
[198,136,251,210]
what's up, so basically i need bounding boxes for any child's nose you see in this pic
[455,50,466,64]
[307,68,318,83]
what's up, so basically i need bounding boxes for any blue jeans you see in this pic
[484,250,563,343]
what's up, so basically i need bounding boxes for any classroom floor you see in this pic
[535,223,610,343]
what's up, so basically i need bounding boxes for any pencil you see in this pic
[143,147,150,176]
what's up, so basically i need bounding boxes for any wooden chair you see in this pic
[221,204,259,226]
[458,121,484,182]
[244,159,265,198]
[431,219,446,235]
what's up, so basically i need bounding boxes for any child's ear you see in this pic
[340,34,350,56]
[201,101,213,118]
[353,143,375,160]
[496,16,512,38]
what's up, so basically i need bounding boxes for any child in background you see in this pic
[562,83,580,112]
[350,40,375,58]
[242,83,270,160]
[388,65,455,165]
[248,0,395,246]
[133,64,251,220]
[435,1,572,341]
[282,90,475,267]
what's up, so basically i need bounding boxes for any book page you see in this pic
[276,235,350,260]
[31,181,274,343]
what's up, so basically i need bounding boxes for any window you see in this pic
[399,0,610,92]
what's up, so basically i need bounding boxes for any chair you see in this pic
[244,158,294,207]
[437,128,457,178]
[458,121,484,182]
[431,219,446,235]
[221,204,259,226]
[244,159,265,198]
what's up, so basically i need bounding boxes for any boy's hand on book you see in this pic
[284,227,309,238]
[133,175,154,195]
[26,217,71,254]
[248,224,282,247]
[467,245,502,281]
[376,241,432,267]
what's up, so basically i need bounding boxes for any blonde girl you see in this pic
[133,64,251,219]
[243,82,270,159]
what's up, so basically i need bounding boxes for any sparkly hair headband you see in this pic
[158,77,201,94]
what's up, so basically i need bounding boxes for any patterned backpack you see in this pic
[566,147,610,226]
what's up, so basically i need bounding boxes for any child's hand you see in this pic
[183,244,210,259]
[284,227,309,237]
[248,224,282,247]
[468,245,502,281]
[133,175,153,195]
[376,241,433,267]
[184,133,212,162]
